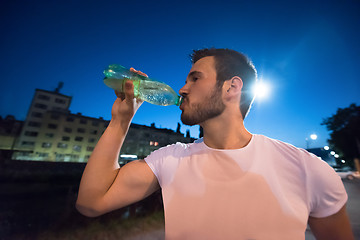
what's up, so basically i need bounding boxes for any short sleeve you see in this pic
[144,146,168,186]
[305,153,348,218]
[144,142,187,187]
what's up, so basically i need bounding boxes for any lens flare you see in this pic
[253,81,270,99]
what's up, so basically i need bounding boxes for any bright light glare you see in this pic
[330,151,335,155]
[253,81,270,99]
[120,154,137,159]
[334,154,339,158]
[310,134,318,140]
[341,160,346,163]
[324,146,330,150]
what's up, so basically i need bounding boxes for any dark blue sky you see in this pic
[1,0,359,149]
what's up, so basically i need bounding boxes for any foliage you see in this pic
[321,103,360,164]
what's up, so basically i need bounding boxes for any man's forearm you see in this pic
[76,118,131,215]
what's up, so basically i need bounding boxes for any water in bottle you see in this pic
[103,64,182,106]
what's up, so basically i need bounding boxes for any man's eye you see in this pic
[193,77,198,81]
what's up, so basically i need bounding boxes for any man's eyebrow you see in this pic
[187,71,203,78]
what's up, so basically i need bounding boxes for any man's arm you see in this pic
[76,79,159,217]
[308,204,354,240]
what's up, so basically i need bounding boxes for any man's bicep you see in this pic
[102,159,160,213]
[308,204,354,240]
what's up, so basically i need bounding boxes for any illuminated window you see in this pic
[57,143,68,149]
[42,142,52,148]
[73,145,82,152]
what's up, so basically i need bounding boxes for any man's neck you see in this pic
[201,116,252,150]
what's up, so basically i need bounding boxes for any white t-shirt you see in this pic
[145,134,347,240]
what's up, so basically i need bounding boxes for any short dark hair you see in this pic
[190,48,257,119]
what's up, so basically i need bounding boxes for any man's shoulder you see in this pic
[149,139,202,158]
[255,134,318,160]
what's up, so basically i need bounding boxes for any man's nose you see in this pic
[179,84,188,97]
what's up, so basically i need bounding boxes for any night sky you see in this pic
[1,0,359,149]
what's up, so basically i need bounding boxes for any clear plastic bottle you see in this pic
[103,64,182,106]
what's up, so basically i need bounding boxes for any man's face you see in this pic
[179,56,226,126]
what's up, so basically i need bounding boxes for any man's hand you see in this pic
[111,68,148,124]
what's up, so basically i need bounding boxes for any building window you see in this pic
[55,98,66,104]
[34,103,47,109]
[25,131,38,137]
[87,146,94,151]
[80,119,87,124]
[21,141,34,146]
[75,136,83,142]
[56,154,65,161]
[92,121,99,126]
[48,124,57,129]
[66,117,74,122]
[45,133,54,138]
[39,153,49,157]
[64,127,72,133]
[38,94,50,100]
[62,136,70,141]
[90,130,98,135]
[31,112,43,118]
[42,142,52,148]
[88,138,95,143]
[77,128,85,133]
[73,145,82,152]
[51,113,60,120]
[57,143,68,149]
[28,121,41,127]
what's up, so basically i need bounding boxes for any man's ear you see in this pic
[225,76,243,94]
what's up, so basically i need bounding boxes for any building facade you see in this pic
[9,88,194,163]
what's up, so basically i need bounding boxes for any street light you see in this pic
[310,134,318,140]
[306,134,318,149]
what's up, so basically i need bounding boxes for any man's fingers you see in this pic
[115,90,125,100]
[130,67,148,77]
[124,80,135,101]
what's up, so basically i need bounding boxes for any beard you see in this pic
[181,85,225,126]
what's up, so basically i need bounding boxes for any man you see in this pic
[76,48,354,239]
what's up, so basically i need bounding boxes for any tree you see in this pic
[321,103,360,170]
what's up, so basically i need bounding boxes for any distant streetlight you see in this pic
[324,146,330,150]
[306,134,318,149]
[330,151,335,155]
[310,134,318,140]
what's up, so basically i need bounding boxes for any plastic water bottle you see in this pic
[103,64,182,106]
